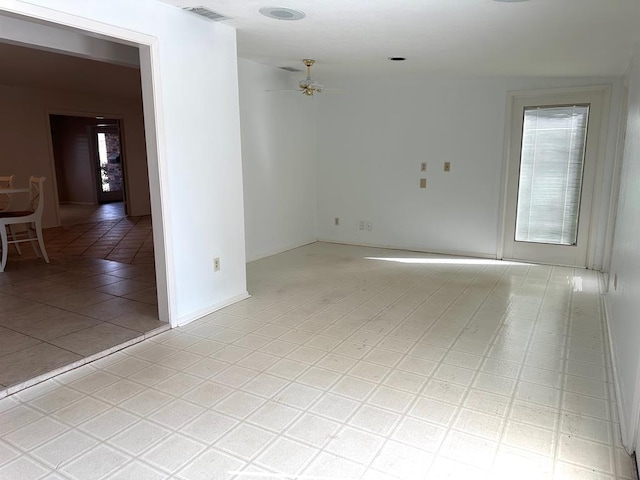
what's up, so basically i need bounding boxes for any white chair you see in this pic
[0,175,16,211]
[0,176,49,272]
[0,175,22,255]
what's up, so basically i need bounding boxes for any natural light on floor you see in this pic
[570,276,584,292]
[365,257,531,266]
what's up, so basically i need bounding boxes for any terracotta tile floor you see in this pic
[45,215,154,266]
[59,202,126,226]
[0,210,165,394]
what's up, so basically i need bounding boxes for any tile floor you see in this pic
[4,213,153,268]
[0,209,163,393]
[0,256,164,393]
[0,242,636,479]
[59,203,126,227]
[43,214,153,266]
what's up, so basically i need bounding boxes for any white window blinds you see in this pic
[515,105,589,246]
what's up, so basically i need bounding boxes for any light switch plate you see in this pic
[444,162,451,172]
[419,178,427,188]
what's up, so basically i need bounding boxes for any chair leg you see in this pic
[34,221,49,264]
[0,225,7,272]
[8,225,22,255]
[26,222,41,258]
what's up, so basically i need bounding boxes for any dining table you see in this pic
[0,187,30,194]
[0,187,30,212]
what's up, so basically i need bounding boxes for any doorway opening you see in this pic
[0,32,169,393]
[94,123,125,204]
[49,114,128,226]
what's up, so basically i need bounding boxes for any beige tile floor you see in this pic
[0,207,163,393]
[0,242,636,479]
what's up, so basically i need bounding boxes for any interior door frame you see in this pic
[1,5,174,326]
[497,85,611,268]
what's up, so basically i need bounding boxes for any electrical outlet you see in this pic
[366,221,373,231]
[419,178,427,188]
[214,257,220,271]
[444,162,451,172]
[334,217,340,226]
[359,220,365,230]
[420,162,427,172]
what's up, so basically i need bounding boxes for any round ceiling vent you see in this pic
[259,7,306,20]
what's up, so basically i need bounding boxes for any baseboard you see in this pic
[175,291,250,327]
[59,201,98,206]
[600,274,633,451]
[246,239,317,263]
[316,238,497,260]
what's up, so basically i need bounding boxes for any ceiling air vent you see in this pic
[182,6,231,21]
[279,66,303,72]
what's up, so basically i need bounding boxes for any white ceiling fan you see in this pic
[267,59,335,97]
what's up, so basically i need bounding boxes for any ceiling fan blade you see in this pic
[265,88,300,92]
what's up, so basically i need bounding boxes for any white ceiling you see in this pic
[159,0,640,78]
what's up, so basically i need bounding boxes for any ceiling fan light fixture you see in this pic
[298,59,323,96]
[299,78,322,88]
[259,7,306,21]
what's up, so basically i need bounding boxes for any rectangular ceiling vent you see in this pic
[279,66,303,73]
[182,6,231,21]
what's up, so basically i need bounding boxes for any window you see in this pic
[515,105,589,245]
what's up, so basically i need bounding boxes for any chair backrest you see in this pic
[28,176,46,216]
[0,175,13,188]
[0,175,15,211]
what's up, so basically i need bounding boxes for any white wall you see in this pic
[2,0,247,326]
[316,75,624,264]
[238,59,317,262]
[606,47,640,452]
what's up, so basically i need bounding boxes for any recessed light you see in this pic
[259,7,306,21]
[388,57,406,61]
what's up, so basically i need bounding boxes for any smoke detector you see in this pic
[259,7,306,21]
